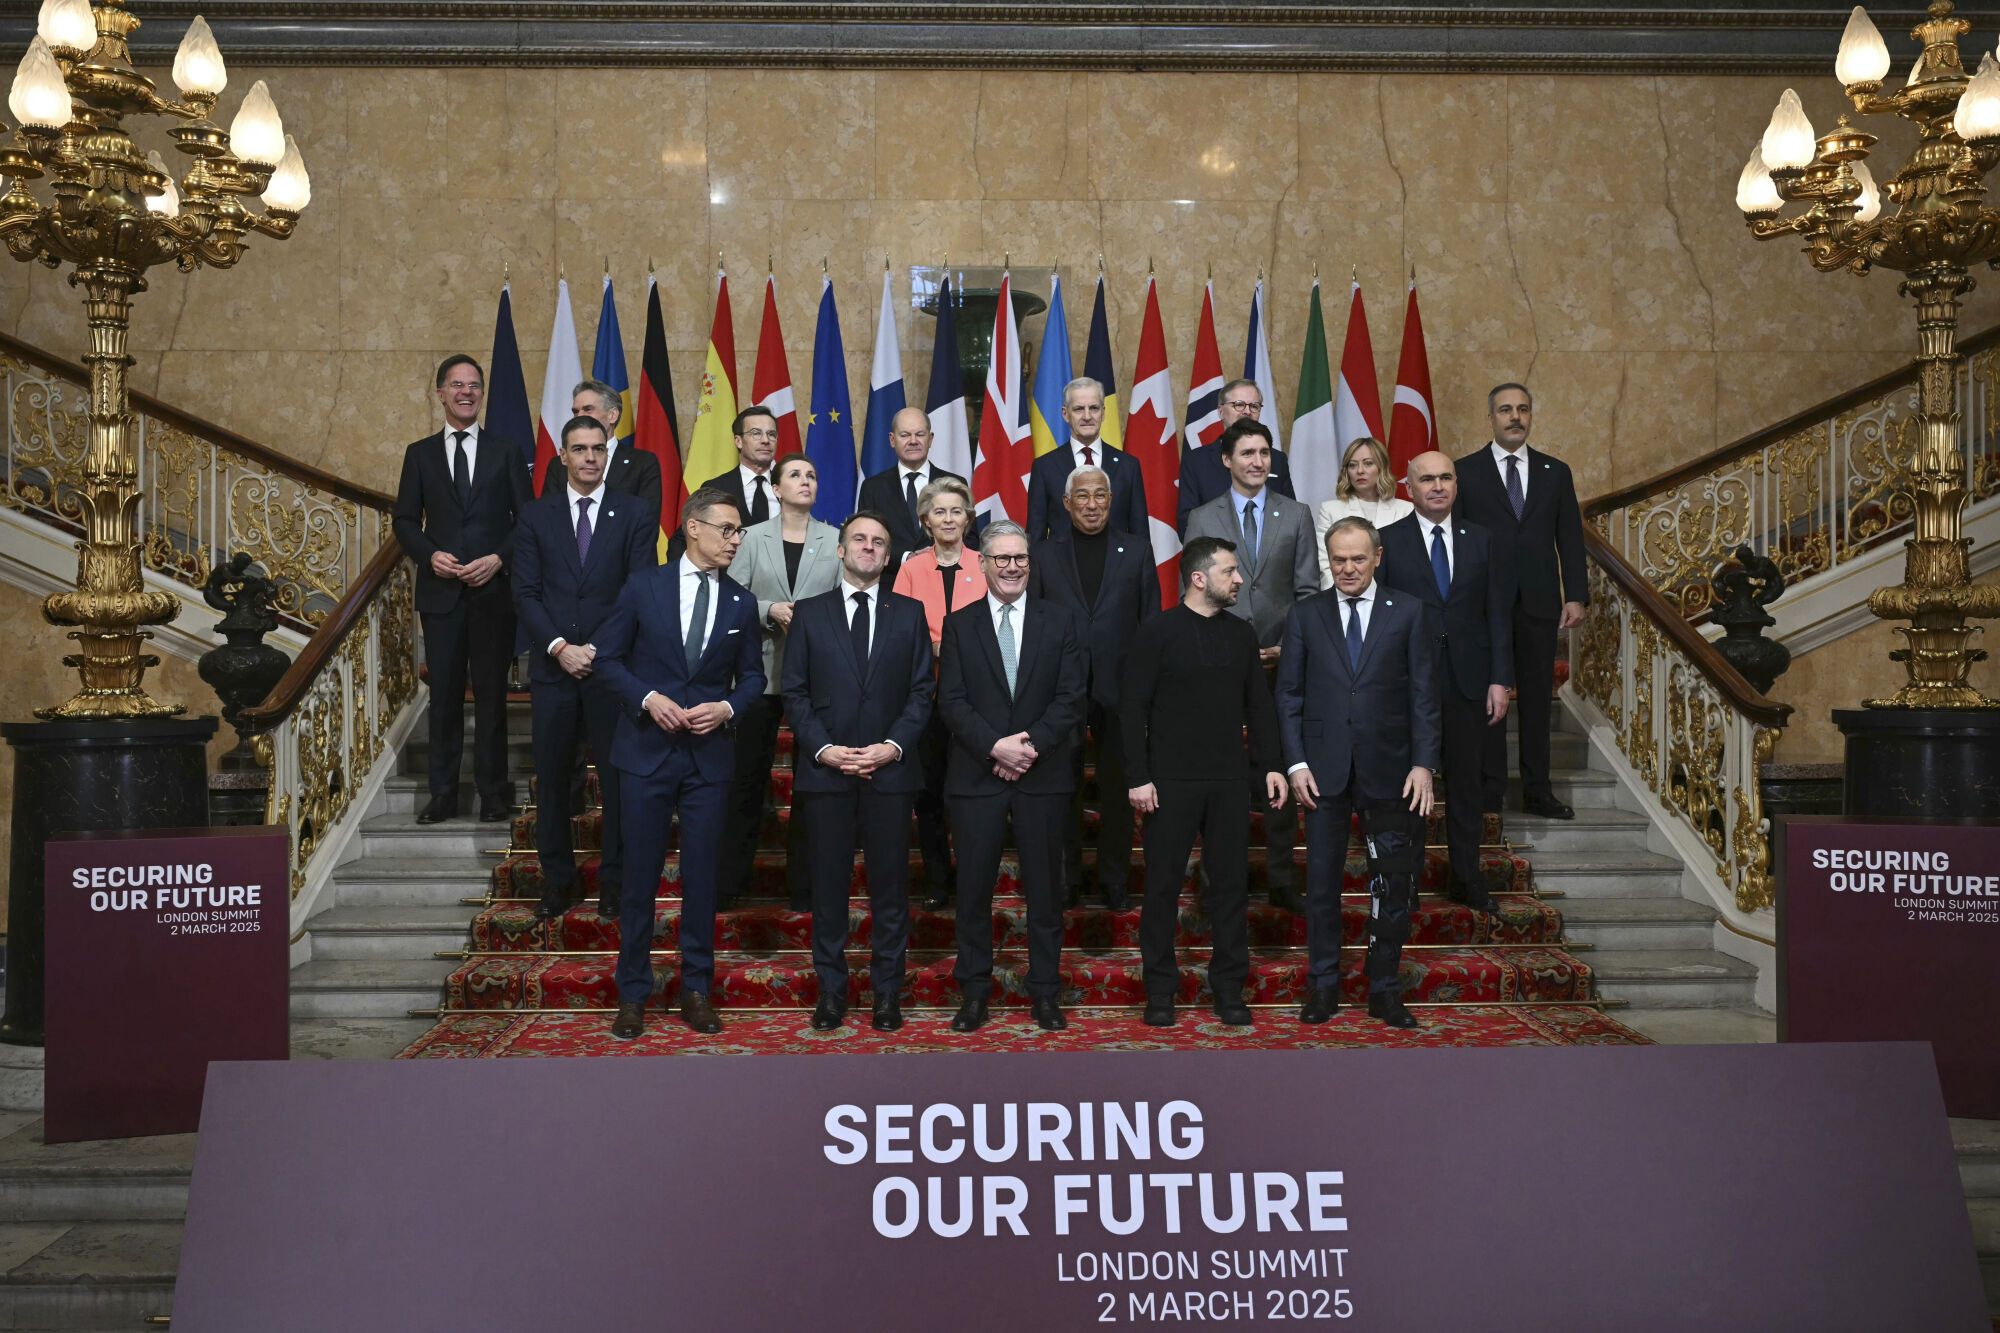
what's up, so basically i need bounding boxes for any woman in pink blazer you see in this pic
[892,476,987,648]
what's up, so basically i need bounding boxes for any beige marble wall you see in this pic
[1768,618,1958,763]
[3,67,1989,504]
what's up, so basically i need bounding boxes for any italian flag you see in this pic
[1289,279,1338,507]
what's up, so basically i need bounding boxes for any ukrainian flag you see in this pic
[1027,273,1072,458]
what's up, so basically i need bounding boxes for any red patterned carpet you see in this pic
[398,1004,1649,1058]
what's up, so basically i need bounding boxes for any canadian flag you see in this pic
[971,269,1033,526]
[1387,276,1437,496]
[752,273,802,458]
[1126,274,1182,606]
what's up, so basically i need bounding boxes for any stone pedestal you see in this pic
[0,717,217,1046]
[0,1039,43,1112]
[1833,707,2000,821]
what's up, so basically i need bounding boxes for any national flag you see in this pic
[1126,274,1182,606]
[859,266,905,480]
[752,272,802,459]
[1290,278,1339,506]
[803,276,858,524]
[1244,277,1283,453]
[1182,279,1223,452]
[924,274,973,479]
[1387,275,1437,497]
[485,279,534,476]
[684,267,739,490]
[1085,271,1122,452]
[533,277,584,497]
[591,274,636,454]
[970,269,1032,526]
[1335,278,1386,453]
[634,270,686,540]
[1027,272,1073,459]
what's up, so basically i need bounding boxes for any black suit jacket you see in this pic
[392,429,530,615]
[780,586,934,796]
[936,596,1088,798]
[1376,513,1513,704]
[1176,442,1294,535]
[665,464,770,562]
[1027,527,1159,710]
[538,441,664,516]
[512,489,661,685]
[1275,588,1441,803]
[1452,444,1587,620]
[858,463,966,585]
[1024,444,1148,541]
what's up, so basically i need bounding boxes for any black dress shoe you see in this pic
[1268,883,1304,915]
[1522,793,1575,821]
[679,991,723,1034]
[949,998,989,1033]
[1367,992,1419,1029]
[534,885,572,921]
[1298,987,1340,1024]
[1142,1000,1176,1027]
[872,997,904,1031]
[1031,998,1068,1031]
[416,794,457,825]
[1446,880,1502,916]
[478,800,511,823]
[810,998,847,1031]
[611,1002,645,1041]
[1213,998,1254,1027]
[596,891,620,921]
[922,888,950,913]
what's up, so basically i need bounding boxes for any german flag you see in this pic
[635,270,686,549]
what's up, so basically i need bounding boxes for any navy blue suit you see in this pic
[780,585,934,1004]
[592,561,766,1004]
[512,488,660,904]
[1024,443,1149,541]
[1177,442,1294,535]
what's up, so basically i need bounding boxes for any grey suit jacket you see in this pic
[728,516,842,694]
[1184,489,1321,648]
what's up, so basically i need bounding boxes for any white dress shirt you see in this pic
[638,556,735,718]
[899,463,932,495]
[1069,438,1107,469]
[814,578,901,764]
[739,463,775,517]
[986,590,1027,643]
[1490,440,1529,502]
[443,421,481,482]
[1287,580,1378,775]
[1313,493,1414,587]
[546,481,609,656]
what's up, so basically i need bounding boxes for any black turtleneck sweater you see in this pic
[1069,526,1109,605]
[1119,604,1279,785]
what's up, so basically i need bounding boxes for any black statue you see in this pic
[198,552,291,761]
[1710,544,1792,696]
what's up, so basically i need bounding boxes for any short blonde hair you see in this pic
[1335,436,1393,502]
[916,476,975,538]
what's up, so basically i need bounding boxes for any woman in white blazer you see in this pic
[1312,435,1413,587]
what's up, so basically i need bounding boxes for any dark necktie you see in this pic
[850,589,871,673]
[451,430,472,506]
[750,473,770,525]
[1241,499,1259,569]
[1345,596,1364,672]
[576,497,594,565]
[1505,453,1525,519]
[1080,445,1094,467]
[1429,524,1450,598]
[904,471,921,523]
[684,571,709,673]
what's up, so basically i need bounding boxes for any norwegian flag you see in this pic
[1126,273,1182,606]
[1182,278,1224,452]
[971,269,1033,526]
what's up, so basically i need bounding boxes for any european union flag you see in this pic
[805,277,857,524]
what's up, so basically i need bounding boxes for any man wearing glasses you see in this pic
[592,487,766,1040]
[669,406,782,560]
[1177,378,1296,535]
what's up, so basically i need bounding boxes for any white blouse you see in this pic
[1313,494,1415,588]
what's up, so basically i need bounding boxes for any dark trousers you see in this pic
[616,752,727,1004]
[1141,779,1249,1005]
[1066,703,1135,896]
[1485,605,1558,805]
[529,672,622,897]
[951,789,1068,1001]
[718,693,804,904]
[1302,774,1416,995]
[419,582,514,804]
[800,787,914,1005]
[1438,663,1490,888]
[1260,665,1299,891]
[914,711,953,891]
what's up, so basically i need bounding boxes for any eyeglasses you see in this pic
[1222,399,1262,414]
[985,554,1030,567]
[689,517,744,540]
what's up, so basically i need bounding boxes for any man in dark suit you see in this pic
[392,354,529,825]
[591,487,765,1039]
[1379,452,1514,914]
[666,406,781,562]
[1177,378,1295,535]
[937,520,1088,1033]
[855,406,965,584]
[535,376,664,515]
[1028,464,1158,909]
[512,416,660,923]
[1454,383,1588,821]
[780,511,935,1033]
[1024,378,1148,540]
[1276,516,1441,1029]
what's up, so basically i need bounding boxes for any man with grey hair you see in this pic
[1177,377,1295,534]
[855,404,965,584]
[1025,375,1148,541]
[538,377,664,514]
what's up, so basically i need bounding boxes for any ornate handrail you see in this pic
[1585,322,2000,621]
[1569,533,1793,914]
[0,330,392,630]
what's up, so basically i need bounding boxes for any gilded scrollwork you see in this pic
[1730,728,1779,913]
[1624,616,1659,792]
[1664,662,1729,877]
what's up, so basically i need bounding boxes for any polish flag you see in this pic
[1387,276,1437,497]
[1126,274,1182,606]
[971,269,1033,526]
[1182,279,1224,452]
[533,277,583,496]
[752,273,802,458]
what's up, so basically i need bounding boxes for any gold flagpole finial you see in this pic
[767,253,774,275]
[1096,254,1105,273]
[1410,263,1417,285]
[822,255,829,275]
[1004,251,1011,270]
[502,261,510,285]
[1206,259,1213,281]
[1147,255,1155,275]
[603,256,609,278]
[1312,260,1319,280]
[1350,264,1358,284]
[884,255,890,272]
[559,262,566,283]
[717,252,725,272]
[1257,264,1264,282]
[647,255,655,277]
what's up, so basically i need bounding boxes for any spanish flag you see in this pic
[683,266,739,492]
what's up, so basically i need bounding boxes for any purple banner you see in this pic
[1780,817,2000,1119]
[174,1044,1984,1331]
[44,826,289,1143]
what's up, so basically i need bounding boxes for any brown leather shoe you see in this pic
[610,1002,644,1041]
[679,991,723,1034]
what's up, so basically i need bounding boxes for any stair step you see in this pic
[1509,769,1623,809]
[1504,807,1654,852]
[0,1124,193,1225]
[288,959,455,1019]
[1955,1119,2000,1199]
[1555,897,1716,949]
[1516,849,1684,899]
[0,1220,179,1328]
[328,858,496,908]
[358,817,509,860]
[1583,949,1759,1009]
[305,905,482,961]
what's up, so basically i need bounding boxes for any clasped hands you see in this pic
[429,550,502,588]
[990,731,1037,782]
[819,742,900,778]
[642,693,733,735]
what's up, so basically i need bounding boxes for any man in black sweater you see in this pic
[1121,536,1287,1028]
